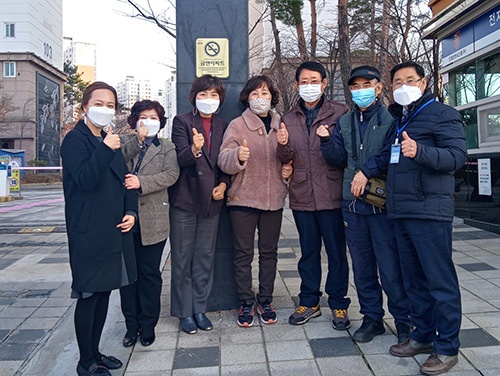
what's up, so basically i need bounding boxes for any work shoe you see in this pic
[288,304,321,325]
[396,322,412,344]
[389,338,433,357]
[237,302,255,327]
[332,309,351,330]
[420,353,458,375]
[352,316,385,342]
[257,301,277,324]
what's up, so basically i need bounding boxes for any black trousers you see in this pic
[120,233,166,338]
[230,208,283,304]
[74,291,111,368]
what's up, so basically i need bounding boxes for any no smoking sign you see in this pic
[196,38,229,78]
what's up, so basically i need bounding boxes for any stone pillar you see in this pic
[176,0,249,310]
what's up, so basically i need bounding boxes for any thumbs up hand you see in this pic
[277,122,289,145]
[238,139,250,163]
[191,128,205,155]
[136,121,147,143]
[401,131,417,159]
[103,127,121,150]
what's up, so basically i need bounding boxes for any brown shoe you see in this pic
[389,338,433,357]
[420,353,458,375]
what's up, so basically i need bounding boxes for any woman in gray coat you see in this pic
[120,100,180,347]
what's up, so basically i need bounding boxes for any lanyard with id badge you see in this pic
[390,98,435,164]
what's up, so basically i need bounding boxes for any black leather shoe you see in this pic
[180,316,197,334]
[76,362,111,376]
[98,355,123,370]
[140,334,155,347]
[352,316,385,342]
[122,333,138,348]
[396,322,413,344]
[194,313,213,331]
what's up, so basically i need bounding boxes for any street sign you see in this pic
[9,160,20,192]
[196,38,229,78]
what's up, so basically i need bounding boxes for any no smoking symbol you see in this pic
[205,42,220,56]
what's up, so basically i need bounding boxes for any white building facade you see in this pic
[0,0,65,165]
[116,76,152,109]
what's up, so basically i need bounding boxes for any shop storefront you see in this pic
[424,0,500,233]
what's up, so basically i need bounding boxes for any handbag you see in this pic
[350,111,387,209]
[362,176,386,209]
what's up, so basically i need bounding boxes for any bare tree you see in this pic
[269,5,293,113]
[309,0,318,58]
[270,0,308,61]
[338,0,352,107]
[0,81,18,122]
[119,0,176,39]
[18,98,36,149]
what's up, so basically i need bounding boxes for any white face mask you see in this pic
[299,84,323,103]
[196,98,220,115]
[393,85,423,106]
[137,119,161,138]
[85,106,115,128]
[249,98,271,115]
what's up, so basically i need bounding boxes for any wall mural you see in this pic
[36,73,61,166]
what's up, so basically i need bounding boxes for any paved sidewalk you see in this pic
[1,187,500,375]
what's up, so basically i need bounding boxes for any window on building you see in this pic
[460,107,478,149]
[3,61,16,77]
[478,51,500,100]
[479,102,500,145]
[0,139,14,149]
[453,64,476,106]
[5,23,15,37]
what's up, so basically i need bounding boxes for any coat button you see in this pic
[140,202,145,206]
[197,171,203,176]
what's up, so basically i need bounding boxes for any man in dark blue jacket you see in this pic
[318,66,411,344]
[386,61,467,375]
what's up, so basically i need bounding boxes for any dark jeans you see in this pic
[74,291,111,368]
[395,218,461,355]
[169,206,219,318]
[343,208,410,324]
[120,233,166,338]
[230,208,283,304]
[292,209,350,309]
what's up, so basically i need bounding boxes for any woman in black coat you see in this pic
[61,81,145,376]
[169,75,230,334]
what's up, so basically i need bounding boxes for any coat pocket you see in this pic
[290,170,309,206]
[76,197,94,233]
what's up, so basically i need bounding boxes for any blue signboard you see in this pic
[442,22,474,66]
[442,4,500,66]
[475,4,500,51]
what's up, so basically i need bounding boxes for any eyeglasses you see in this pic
[392,78,423,89]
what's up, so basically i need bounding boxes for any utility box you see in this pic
[0,149,25,177]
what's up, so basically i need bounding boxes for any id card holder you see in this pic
[390,144,401,164]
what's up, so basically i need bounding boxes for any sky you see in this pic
[62,0,176,91]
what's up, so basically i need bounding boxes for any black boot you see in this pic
[352,316,385,343]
